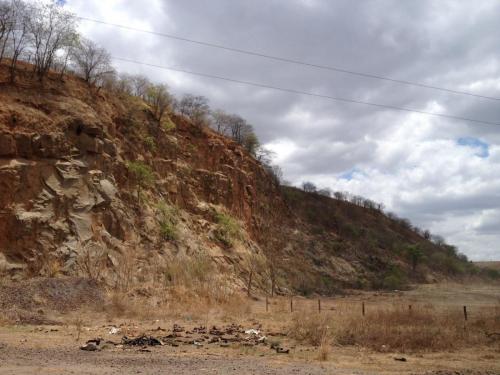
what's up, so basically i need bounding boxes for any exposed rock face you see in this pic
[0,69,289,290]
[0,65,456,293]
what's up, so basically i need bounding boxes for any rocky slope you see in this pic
[0,62,475,294]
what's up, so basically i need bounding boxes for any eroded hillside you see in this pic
[0,62,477,294]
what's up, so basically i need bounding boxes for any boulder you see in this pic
[103,139,117,156]
[0,133,16,157]
[32,134,58,158]
[95,178,117,203]
[78,133,103,154]
[66,118,103,138]
[14,133,32,158]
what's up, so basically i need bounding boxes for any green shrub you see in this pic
[160,220,177,241]
[157,201,179,241]
[213,211,241,247]
[429,252,466,275]
[126,161,155,201]
[381,266,407,290]
[485,268,500,279]
[406,244,424,271]
[143,136,156,152]
[161,116,176,132]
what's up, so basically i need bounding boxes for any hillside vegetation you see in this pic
[0,60,492,298]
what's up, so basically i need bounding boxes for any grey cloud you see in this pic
[67,0,500,259]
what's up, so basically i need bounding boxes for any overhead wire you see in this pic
[77,15,500,102]
[112,56,500,127]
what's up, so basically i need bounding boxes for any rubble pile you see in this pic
[80,323,290,354]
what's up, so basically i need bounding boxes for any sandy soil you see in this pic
[0,322,498,375]
[0,282,499,375]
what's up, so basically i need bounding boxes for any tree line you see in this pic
[299,180,464,254]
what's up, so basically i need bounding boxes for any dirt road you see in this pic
[0,341,353,375]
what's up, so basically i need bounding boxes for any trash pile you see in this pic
[80,323,290,353]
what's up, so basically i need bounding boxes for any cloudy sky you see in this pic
[64,0,500,260]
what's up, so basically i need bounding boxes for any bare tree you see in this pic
[227,114,246,143]
[241,123,259,155]
[113,72,133,95]
[318,188,332,197]
[71,37,113,85]
[179,94,210,125]
[0,0,13,62]
[302,181,317,193]
[145,83,172,123]
[2,0,29,81]
[211,109,231,135]
[131,74,151,99]
[255,146,275,164]
[264,164,283,186]
[26,1,77,80]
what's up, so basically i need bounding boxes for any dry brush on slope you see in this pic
[0,59,494,301]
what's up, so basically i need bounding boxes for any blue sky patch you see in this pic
[457,137,489,158]
[339,167,365,180]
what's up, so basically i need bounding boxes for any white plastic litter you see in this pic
[245,329,260,335]
[109,327,120,335]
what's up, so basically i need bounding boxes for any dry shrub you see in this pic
[164,252,250,319]
[102,253,251,321]
[317,338,331,361]
[332,306,500,352]
[288,311,332,346]
[114,245,137,292]
[75,242,108,282]
[287,305,500,353]
[26,248,63,277]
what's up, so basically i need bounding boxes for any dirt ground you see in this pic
[0,282,499,375]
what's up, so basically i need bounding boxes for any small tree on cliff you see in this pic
[179,94,210,126]
[145,83,172,125]
[126,161,154,202]
[71,37,113,85]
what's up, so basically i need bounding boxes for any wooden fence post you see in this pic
[409,304,412,313]
[318,299,321,312]
[266,296,269,312]
[463,306,468,321]
[362,302,365,316]
[290,297,293,313]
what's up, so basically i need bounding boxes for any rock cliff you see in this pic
[0,63,474,294]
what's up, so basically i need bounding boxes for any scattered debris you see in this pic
[276,347,290,354]
[245,329,260,336]
[394,357,407,362]
[122,335,163,347]
[78,323,289,354]
[80,343,99,351]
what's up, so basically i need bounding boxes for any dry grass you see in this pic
[317,339,331,361]
[288,311,331,346]
[99,252,251,322]
[286,303,500,353]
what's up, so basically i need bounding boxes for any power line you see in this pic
[112,56,500,127]
[77,16,500,102]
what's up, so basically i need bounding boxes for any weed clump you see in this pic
[213,211,242,247]
[288,311,332,346]
[126,161,155,201]
[157,201,179,241]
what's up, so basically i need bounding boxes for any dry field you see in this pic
[475,262,500,271]
[0,281,499,375]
